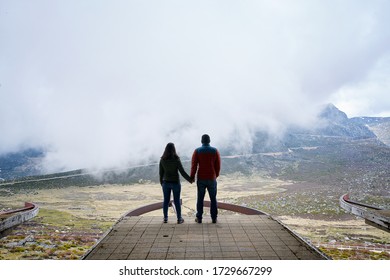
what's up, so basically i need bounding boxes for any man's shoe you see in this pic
[163,218,168,223]
[212,218,217,224]
[195,217,202,224]
[177,218,184,224]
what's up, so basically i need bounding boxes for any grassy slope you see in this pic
[0,208,112,260]
[1,137,389,260]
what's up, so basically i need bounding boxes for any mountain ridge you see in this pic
[1,104,389,184]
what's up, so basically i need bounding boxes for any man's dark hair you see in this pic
[201,134,210,144]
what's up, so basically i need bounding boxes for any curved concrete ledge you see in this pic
[204,201,267,215]
[125,200,266,217]
[340,193,390,233]
[0,202,39,235]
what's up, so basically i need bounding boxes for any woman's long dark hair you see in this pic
[161,142,179,160]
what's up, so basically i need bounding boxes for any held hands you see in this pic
[189,177,195,184]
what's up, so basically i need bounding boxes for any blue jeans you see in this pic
[162,181,182,220]
[196,179,218,220]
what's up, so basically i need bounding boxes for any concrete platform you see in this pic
[83,215,328,260]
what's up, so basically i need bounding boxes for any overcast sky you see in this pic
[1,1,390,172]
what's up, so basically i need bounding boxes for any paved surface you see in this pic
[83,215,327,260]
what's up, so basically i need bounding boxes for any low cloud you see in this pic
[332,53,390,117]
[1,1,389,171]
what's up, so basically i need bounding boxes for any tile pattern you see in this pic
[83,215,327,260]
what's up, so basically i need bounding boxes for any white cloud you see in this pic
[1,0,389,171]
[332,53,390,117]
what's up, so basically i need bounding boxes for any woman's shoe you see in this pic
[163,218,168,223]
[177,218,184,224]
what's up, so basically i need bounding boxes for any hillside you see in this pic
[1,104,389,207]
[1,104,389,260]
[351,116,390,146]
[0,149,44,181]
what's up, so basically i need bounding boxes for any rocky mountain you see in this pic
[313,104,377,139]
[250,104,382,153]
[1,104,389,195]
[351,116,390,146]
[0,149,44,181]
[2,104,388,263]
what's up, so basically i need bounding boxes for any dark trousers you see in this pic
[162,181,182,220]
[196,179,218,220]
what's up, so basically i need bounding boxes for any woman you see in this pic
[159,142,192,224]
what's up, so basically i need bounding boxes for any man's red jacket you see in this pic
[190,144,221,180]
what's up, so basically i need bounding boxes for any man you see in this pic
[190,134,221,223]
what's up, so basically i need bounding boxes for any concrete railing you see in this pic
[0,202,39,235]
[125,200,266,216]
[339,193,390,233]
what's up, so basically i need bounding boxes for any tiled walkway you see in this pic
[83,215,328,260]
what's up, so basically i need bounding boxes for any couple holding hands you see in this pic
[159,134,221,224]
